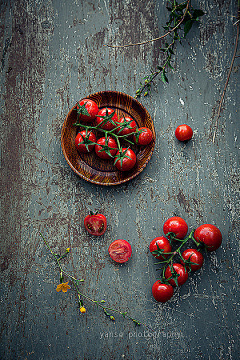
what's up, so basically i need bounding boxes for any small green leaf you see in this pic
[161,71,168,84]
[184,20,193,37]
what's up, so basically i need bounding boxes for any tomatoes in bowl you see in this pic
[152,281,174,303]
[115,116,137,136]
[175,124,193,141]
[96,108,118,130]
[75,130,96,153]
[95,137,118,159]
[84,213,107,236]
[108,239,132,263]
[76,99,99,122]
[149,236,172,260]
[194,224,222,252]
[114,148,136,172]
[133,127,153,145]
[163,216,188,239]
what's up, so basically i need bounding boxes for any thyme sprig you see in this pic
[134,0,204,97]
[40,232,151,328]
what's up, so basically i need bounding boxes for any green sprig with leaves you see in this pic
[40,232,151,328]
[135,0,204,97]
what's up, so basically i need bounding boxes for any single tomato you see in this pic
[163,216,188,239]
[114,148,136,171]
[76,99,99,122]
[175,124,193,141]
[115,116,137,136]
[84,213,107,236]
[194,224,222,252]
[152,281,174,303]
[149,236,172,260]
[95,137,118,159]
[75,130,96,153]
[96,108,118,130]
[164,263,188,287]
[133,127,153,145]
[108,239,132,263]
[181,248,204,271]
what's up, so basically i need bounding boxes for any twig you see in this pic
[104,0,190,48]
[212,8,240,143]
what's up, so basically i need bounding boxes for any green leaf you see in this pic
[161,71,168,84]
[184,20,193,37]
[193,9,205,19]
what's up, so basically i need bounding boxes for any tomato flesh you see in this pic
[84,214,107,236]
[152,281,174,303]
[108,240,132,263]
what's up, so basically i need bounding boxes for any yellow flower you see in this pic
[80,307,86,313]
[56,282,71,293]
[110,316,115,321]
[66,248,70,253]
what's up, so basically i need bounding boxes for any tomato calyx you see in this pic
[113,147,132,167]
[76,102,91,117]
[76,129,97,152]
[151,241,173,259]
[96,108,117,129]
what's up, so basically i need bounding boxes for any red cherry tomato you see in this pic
[75,130,96,153]
[133,127,153,145]
[84,213,107,236]
[115,116,137,136]
[165,263,188,287]
[96,108,118,130]
[114,148,136,172]
[163,216,188,239]
[108,239,132,263]
[175,124,193,141]
[152,281,174,303]
[181,249,204,271]
[95,137,118,159]
[76,99,99,122]
[149,236,172,260]
[194,224,222,252]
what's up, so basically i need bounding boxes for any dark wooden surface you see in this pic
[1,0,239,359]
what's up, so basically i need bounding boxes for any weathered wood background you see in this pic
[1,0,239,359]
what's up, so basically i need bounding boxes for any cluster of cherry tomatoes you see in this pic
[84,213,222,303]
[150,216,222,303]
[74,99,153,172]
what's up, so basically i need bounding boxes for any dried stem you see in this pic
[104,0,190,48]
[212,7,240,143]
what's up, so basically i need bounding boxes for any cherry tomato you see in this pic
[163,216,188,239]
[181,248,204,271]
[165,263,188,287]
[76,99,99,122]
[108,239,132,263]
[133,127,153,145]
[95,137,118,159]
[115,116,137,136]
[75,130,96,153]
[114,148,136,172]
[96,108,118,130]
[84,213,107,236]
[175,124,193,141]
[194,224,222,252]
[149,236,172,260]
[152,281,174,303]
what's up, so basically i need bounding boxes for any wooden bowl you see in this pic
[61,91,156,185]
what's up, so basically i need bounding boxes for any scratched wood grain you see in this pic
[0,0,239,359]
